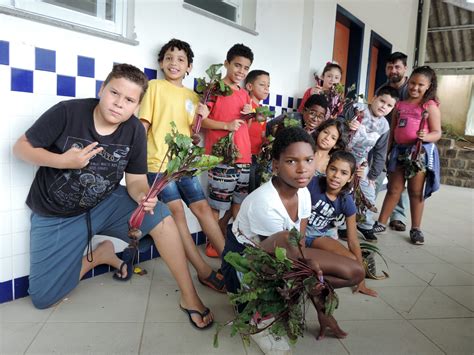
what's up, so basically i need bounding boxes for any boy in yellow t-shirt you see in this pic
[139,39,226,293]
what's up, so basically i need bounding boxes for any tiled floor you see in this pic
[1,185,473,354]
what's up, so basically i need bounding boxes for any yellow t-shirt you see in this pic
[139,79,199,172]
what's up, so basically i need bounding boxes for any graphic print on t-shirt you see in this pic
[308,199,335,230]
[48,137,130,210]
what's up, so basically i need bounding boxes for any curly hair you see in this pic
[409,65,439,105]
[226,43,254,64]
[272,126,316,160]
[103,63,148,102]
[158,38,194,65]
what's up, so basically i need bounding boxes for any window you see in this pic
[183,0,257,35]
[0,0,136,43]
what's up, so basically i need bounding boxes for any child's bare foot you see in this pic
[316,311,348,340]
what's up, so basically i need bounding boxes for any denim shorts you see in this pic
[147,173,206,207]
[305,227,338,247]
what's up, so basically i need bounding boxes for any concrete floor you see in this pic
[1,184,473,354]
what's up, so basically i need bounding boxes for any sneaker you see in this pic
[338,229,348,241]
[357,226,378,243]
[250,329,292,355]
[205,242,219,258]
[410,229,425,245]
[389,220,406,232]
[373,221,387,234]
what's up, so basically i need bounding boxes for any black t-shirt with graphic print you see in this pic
[25,98,147,217]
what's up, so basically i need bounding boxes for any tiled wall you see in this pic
[0,38,298,304]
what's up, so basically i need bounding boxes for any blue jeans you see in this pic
[147,174,206,207]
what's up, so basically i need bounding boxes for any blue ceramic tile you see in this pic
[144,67,157,80]
[138,247,152,263]
[14,275,29,299]
[287,96,294,108]
[0,280,13,304]
[151,244,159,258]
[35,47,56,72]
[269,106,275,112]
[193,78,198,91]
[263,94,270,105]
[82,270,92,279]
[276,94,282,107]
[11,68,33,93]
[92,264,110,277]
[57,74,75,97]
[77,55,95,78]
[0,40,9,65]
[95,80,103,98]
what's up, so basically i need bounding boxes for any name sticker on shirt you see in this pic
[398,118,407,127]
[185,99,195,114]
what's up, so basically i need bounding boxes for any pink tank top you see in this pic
[394,100,437,145]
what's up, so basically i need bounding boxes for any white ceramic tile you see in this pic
[0,234,12,259]
[94,57,114,81]
[10,162,35,188]
[75,76,96,99]
[9,115,35,139]
[33,70,57,95]
[0,256,13,281]
[32,95,63,116]
[0,64,11,93]
[12,231,29,256]
[56,50,78,77]
[0,187,11,213]
[9,41,35,70]
[11,187,30,211]
[11,208,30,233]
[0,140,11,164]
[0,211,12,236]
[12,253,29,278]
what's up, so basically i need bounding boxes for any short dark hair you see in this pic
[375,85,400,101]
[226,43,254,63]
[328,150,356,175]
[245,70,269,85]
[103,63,148,102]
[158,38,194,65]
[272,126,316,160]
[387,52,407,66]
[410,65,438,104]
[304,94,328,111]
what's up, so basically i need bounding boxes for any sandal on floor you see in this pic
[389,220,406,232]
[179,304,213,330]
[113,246,136,282]
[198,270,227,293]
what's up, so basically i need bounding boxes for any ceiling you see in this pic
[425,0,474,74]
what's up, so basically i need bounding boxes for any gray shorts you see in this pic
[28,185,170,309]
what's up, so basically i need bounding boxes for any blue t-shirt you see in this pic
[306,176,356,235]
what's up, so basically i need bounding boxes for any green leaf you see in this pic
[166,157,181,174]
[288,227,301,247]
[275,247,287,262]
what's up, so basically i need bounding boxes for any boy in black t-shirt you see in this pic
[13,64,213,329]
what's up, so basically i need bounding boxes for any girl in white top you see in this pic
[221,127,364,342]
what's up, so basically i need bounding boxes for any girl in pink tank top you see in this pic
[376,66,441,245]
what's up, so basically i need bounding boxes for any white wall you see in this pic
[0,0,417,301]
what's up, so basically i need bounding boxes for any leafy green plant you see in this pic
[214,228,338,347]
[192,64,233,140]
[128,121,222,237]
[211,132,240,165]
[241,106,275,123]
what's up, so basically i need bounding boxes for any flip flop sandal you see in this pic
[198,270,227,293]
[179,304,213,330]
[113,246,136,282]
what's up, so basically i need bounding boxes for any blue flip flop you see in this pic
[179,304,213,330]
[113,246,136,282]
